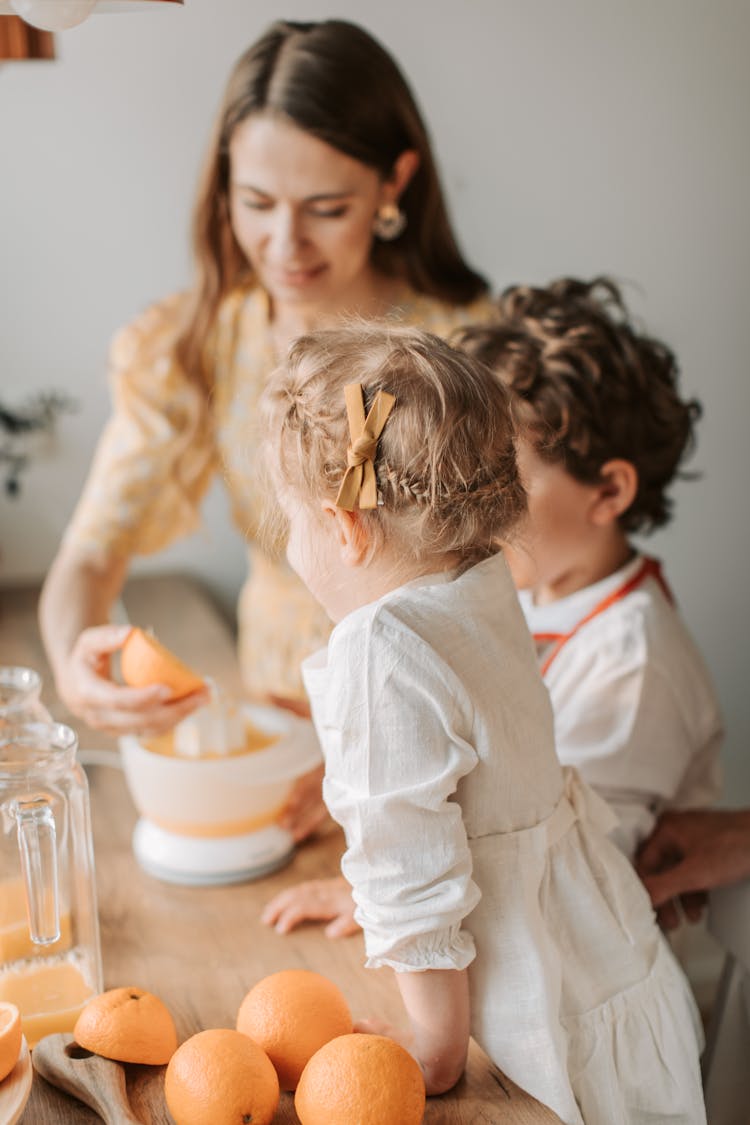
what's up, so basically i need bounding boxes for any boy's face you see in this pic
[504,437,601,598]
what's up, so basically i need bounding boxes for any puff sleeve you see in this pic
[63,293,218,558]
[315,613,481,972]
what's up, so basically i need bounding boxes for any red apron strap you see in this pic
[534,556,673,678]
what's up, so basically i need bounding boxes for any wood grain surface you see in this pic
[1,577,562,1124]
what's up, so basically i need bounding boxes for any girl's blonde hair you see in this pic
[262,324,526,567]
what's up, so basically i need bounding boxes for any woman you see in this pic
[39,20,492,834]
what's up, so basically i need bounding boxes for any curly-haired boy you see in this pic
[456,278,722,858]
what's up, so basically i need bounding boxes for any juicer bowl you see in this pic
[119,704,322,840]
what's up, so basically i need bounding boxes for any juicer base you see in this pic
[132,818,295,886]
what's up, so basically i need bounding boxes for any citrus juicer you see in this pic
[119,698,322,886]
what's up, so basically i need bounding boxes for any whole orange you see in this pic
[120,627,205,700]
[73,986,177,1065]
[165,1028,279,1125]
[236,969,352,1091]
[295,1033,426,1125]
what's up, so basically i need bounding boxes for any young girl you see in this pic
[261,324,706,1123]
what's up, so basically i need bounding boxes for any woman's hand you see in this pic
[261,875,360,938]
[636,808,750,929]
[57,624,208,735]
[277,762,330,842]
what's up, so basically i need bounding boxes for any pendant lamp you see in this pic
[0,0,182,33]
[0,14,54,58]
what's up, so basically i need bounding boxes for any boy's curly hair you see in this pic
[261,322,526,567]
[454,277,701,533]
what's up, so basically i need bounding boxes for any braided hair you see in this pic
[262,322,526,567]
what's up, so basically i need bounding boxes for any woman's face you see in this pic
[228,113,388,312]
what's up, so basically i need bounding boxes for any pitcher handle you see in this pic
[14,795,61,945]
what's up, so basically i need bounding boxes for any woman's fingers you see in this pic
[642,856,708,910]
[635,819,684,879]
[680,890,708,923]
[77,676,171,710]
[61,623,209,733]
[74,623,133,659]
[79,689,209,736]
[655,900,681,931]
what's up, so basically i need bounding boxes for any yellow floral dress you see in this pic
[64,284,496,702]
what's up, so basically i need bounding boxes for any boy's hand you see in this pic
[261,875,360,938]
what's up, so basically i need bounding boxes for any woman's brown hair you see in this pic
[262,323,525,569]
[454,277,701,533]
[176,19,488,391]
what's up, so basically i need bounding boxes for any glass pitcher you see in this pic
[0,667,52,726]
[0,722,102,1047]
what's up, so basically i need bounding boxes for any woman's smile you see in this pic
[271,263,328,288]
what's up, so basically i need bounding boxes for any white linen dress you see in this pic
[302,553,706,1124]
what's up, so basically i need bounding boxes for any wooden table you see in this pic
[1,576,561,1124]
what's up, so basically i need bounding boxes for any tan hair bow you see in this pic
[335,383,395,511]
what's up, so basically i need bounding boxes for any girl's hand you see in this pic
[57,624,209,735]
[261,875,360,938]
[277,762,330,842]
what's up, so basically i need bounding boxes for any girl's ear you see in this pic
[589,459,638,527]
[320,501,372,566]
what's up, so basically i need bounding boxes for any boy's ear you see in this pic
[590,459,638,527]
[320,500,371,566]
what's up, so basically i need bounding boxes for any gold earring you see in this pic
[372,202,407,241]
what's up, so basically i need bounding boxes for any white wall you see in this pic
[1,0,748,798]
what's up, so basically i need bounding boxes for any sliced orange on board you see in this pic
[73,986,178,1065]
[0,1001,22,1082]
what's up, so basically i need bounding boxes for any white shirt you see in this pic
[303,553,705,1124]
[519,554,723,857]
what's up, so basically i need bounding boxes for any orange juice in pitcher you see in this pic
[0,960,93,1047]
[0,722,102,1047]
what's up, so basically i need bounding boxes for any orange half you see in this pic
[74,986,178,1065]
[120,628,205,700]
[0,1001,22,1083]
